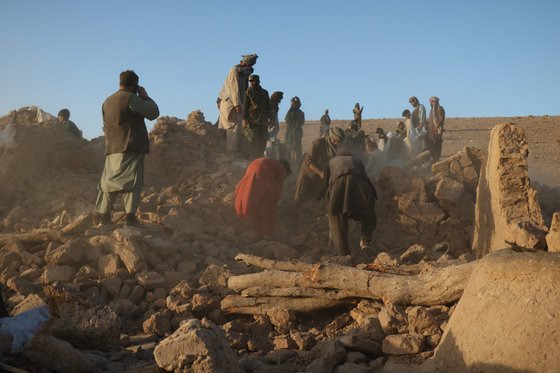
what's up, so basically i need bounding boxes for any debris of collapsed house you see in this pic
[0,107,558,372]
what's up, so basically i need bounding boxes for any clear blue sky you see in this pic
[1,0,559,139]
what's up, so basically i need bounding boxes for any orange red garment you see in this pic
[235,158,287,235]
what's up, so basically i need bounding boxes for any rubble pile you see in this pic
[0,110,559,372]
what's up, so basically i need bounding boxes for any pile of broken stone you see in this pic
[0,107,558,372]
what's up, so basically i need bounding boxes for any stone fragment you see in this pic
[338,332,382,356]
[307,339,346,373]
[266,307,295,334]
[12,294,46,315]
[472,123,548,257]
[44,240,85,266]
[23,335,94,373]
[97,253,120,278]
[198,264,232,288]
[112,299,138,317]
[154,318,240,372]
[345,351,367,364]
[143,311,171,336]
[290,331,316,351]
[43,288,121,351]
[100,276,122,297]
[546,212,560,252]
[128,285,145,303]
[406,306,441,336]
[42,265,75,284]
[7,276,35,296]
[114,237,146,274]
[273,335,297,350]
[382,333,424,355]
[191,293,221,318]
[135,271,165,290]
[378,304,408,335]
[163,271,186,291]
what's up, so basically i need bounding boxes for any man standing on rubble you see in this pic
[320,109,331,137]
[327,149,377,255]
[284,96,305,164]
[426,96,446,161]
[93,70,159,227]
[243,74,271,160]
[217,54,258,155]
[409,96,426,131]
[235,157,291,236]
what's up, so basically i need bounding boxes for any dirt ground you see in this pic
[289,115,560,187]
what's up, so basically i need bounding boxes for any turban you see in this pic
[248,74,260,82]
[430,96,439,102]
[291,96,301,104]
[328,126,345,142]
[241,54,258,65]
[271,91,283,101]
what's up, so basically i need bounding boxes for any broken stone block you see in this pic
[143,311,171,336]
[98,254,120,277]
[128,285,145,304]
[381,333,424,355]
[114,237,147,274]
[339,331,382,357]
[345,351,367,364]
[100,276,122,297]
[44,240,85,266]
[42,265,75,284]
[406,306,441,336]
[135,271,165,290]
[154,318,240,372]
[472,123,548,257]
[307,339,346,373]
[191,293,221,318]
[23,335,94,373]
[12,293,46,315]
[198,264,232,288]
[7,276,35,296]
[266,307,295,334]
[273,335,297,350]
[546,212,560,252]
[112,298,138,317]
[378,304,408,335]
[290,331,316,351]
[43,288,121,351]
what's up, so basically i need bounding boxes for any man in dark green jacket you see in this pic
[243,74,271,160]
[93,70,159,227]
[57,109,82,138]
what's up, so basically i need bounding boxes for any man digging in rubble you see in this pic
[326,149,377,255]
[294,126,345,207]
[217,53,258,156]
[243,74,271,160]
[234,157,291,236]
[93,70,159,227]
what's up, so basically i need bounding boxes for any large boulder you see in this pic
[472,123,548,257]
[424,249,560,372]
[154,318,240,372]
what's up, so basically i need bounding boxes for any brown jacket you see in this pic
[102,90,159,155]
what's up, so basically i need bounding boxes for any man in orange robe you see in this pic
[235,158,291,235]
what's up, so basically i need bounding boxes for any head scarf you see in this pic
[326,126,344,158]
[241,54,258,66]
[290,96,301,109]
[430,96,439,102]
[271,91,283,101]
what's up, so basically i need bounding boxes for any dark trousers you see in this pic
[425,138,443,162]
[246,126,268,160]
[328,212,376,255]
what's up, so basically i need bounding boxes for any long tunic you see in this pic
[218,65,249,130]
[427,103,445,143]
[327,155,377,217]
[294,137,331,203]
[235,158,286,235]
[284,107,305,156]
[411,104,427,130]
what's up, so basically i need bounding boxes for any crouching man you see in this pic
[327,150,377,255]
[235,158,291,236]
